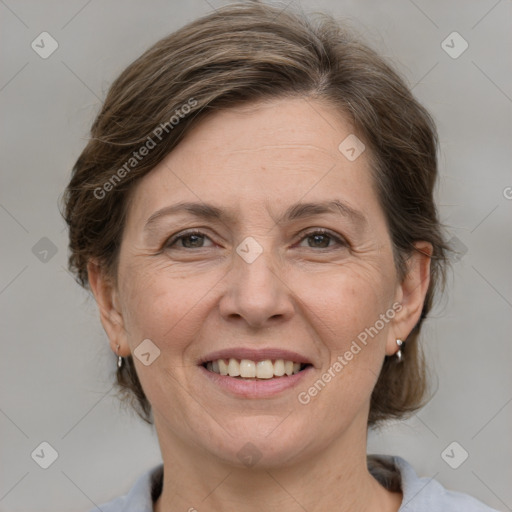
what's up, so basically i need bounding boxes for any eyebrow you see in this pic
[144,199,368,231]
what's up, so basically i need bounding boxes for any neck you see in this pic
[153,415,402,512]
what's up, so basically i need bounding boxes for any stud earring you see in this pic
[116,344,123,369]
[396,339,403,362]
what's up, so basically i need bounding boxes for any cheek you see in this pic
[117,266,209,415]
[292,260,395,345]
[291,263,394,408]
[119,261,220,357]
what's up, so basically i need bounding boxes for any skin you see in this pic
[88,97,431,512]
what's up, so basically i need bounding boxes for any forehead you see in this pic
[126,97,378,224]
[175,97,357,165]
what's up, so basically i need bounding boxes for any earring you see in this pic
[116,344,123,369]
[395,339,403,362]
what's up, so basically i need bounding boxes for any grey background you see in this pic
[1,1,511,511]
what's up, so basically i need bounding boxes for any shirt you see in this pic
[90,455,499,511]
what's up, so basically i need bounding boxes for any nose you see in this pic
[218,241,295,329]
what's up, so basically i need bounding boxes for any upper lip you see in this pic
[198,348,313,366]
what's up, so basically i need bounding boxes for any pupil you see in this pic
[184,234,203,248]
[311,234,329,248]
[184,234,330,249]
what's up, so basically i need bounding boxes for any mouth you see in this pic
[197,348,314,398]
[202,358,312,380]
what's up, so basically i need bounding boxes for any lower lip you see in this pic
[198,365,313,399]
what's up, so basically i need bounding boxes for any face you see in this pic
[92,97,429,469]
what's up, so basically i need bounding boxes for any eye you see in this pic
[164,230,215,249]
[164,228,347,251]
[296,229,347,250]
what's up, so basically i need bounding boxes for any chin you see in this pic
[199,416,314,469]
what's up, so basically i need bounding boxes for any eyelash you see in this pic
[164,228,347,251]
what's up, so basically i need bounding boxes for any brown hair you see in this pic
[62,1,450,427]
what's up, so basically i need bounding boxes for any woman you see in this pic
[62,3,498,511]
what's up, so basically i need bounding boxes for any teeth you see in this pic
[239,359,256,378]
[227,358,240,376]
[218,359,229,376]
[205,358,306,378]
[274,359,285,376]
[256,360,274,379]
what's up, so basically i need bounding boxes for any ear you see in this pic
[87,260,131,357]
[386,241,432,356]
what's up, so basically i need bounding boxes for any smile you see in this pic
[203,358,310,379]
[197,348,314,398]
